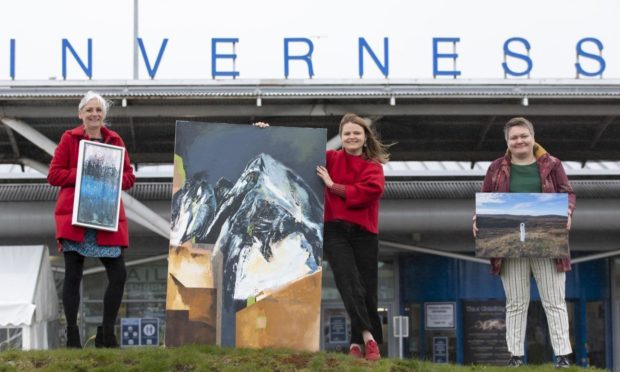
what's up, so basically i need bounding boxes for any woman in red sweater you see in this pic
[48,91,135,348]
[316,113,390,361]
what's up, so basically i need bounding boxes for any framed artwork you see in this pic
[72,140,125,232]
[165,121,326,351]
[475,193,569,258]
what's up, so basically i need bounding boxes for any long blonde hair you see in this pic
[339,113,391,164]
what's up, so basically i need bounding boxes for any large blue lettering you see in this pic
[358,37,389,78]
[137,38,168,79]
[62,38,92,79]
[211,38,240,78]
[433,37,461,78]
[284,38,314,78]
[575,37,605,77]
[502,37,532,77]
[10,39,15,80]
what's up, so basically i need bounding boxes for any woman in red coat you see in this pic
[48,91,135,348]
[316,113,390,361]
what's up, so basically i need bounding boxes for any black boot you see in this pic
[103,326,119,348]
[66,325,82,348]
[95,326,104,348]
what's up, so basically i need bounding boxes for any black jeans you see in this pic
[63,251,127,327]
[323,221,383,345]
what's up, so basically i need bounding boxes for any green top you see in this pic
[509,162,542,192]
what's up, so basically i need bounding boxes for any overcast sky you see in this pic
[1,0,619,80]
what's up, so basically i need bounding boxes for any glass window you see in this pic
[78,260,168,345]
[405,303,421,358]
[378,261,395,301]
[615,258,620,300]
[321,259,395,301]
[585,301,606,368]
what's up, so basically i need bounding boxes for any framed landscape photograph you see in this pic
[475,193,569,258]
[72,140,125,232]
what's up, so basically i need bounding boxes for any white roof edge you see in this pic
[2,78,620,88]
[3,162,620,179]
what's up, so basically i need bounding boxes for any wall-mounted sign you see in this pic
[425,302,455,330]
[433,336,449,363]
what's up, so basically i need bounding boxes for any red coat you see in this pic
[481,143,575,275]
[324,149,385,234]
[48,125,135,248]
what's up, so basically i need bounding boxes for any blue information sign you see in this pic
[121,318,140,347]
[329,316,347,343]
[121,318,159,347]
[433,336,448,363]
[140,318,159,346]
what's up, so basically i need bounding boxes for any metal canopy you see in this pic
[0,80,620,166]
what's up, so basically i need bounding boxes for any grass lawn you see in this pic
[0,345,604,371]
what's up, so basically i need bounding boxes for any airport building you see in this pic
[1,1,620,368]
[0,80,619,369]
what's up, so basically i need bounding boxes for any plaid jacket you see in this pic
[481,143,576,275]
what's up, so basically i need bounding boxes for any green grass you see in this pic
[0,345,604,371]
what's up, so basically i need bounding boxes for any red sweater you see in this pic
[48,125,135,248]
[324,150,385,234]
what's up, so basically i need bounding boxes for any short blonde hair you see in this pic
[504,117,535,141]
[78,91,110,116]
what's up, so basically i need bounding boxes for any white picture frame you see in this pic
[72,140,125,232]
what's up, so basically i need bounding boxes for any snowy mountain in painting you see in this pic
[169,153,323,309]
[169,177,217,246]
[208,153,323,304]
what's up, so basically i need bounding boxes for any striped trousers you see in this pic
[500,257,572,357]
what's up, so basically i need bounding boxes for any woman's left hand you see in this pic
[316,165,334,188]
[566,214,572,231]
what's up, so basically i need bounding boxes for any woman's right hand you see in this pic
[253,122,269,128]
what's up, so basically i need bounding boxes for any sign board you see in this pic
[425,303,455,330]
[329,316,347,343]
[121,318,159,347]
[393,316,409,338]
[5,1,620,80]
[433,337,449,363]
[140,318,159,346]
[463,301,510,365]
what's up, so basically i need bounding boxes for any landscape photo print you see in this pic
[475,193,569,258]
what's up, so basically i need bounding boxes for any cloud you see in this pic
[512,202,536,210]
[476,193,506,204]
[536,194,562,202]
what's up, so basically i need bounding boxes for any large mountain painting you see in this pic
[165,122,326,350]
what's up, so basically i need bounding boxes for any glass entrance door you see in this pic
[321,303,394,357]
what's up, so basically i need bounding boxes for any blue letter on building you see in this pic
[432,37,461,77]
[284,38,314,78]
[10,39,15,80]
[211,38,240,78]
[502,37,532,77]
[358,37,389,78]
[62,38,92,79]
[575,37,605,77]
[137,38,168,79]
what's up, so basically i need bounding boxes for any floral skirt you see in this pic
[61,228,121,258]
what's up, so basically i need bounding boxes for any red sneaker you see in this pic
[364,339,381,361]
[348,344,362,358]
